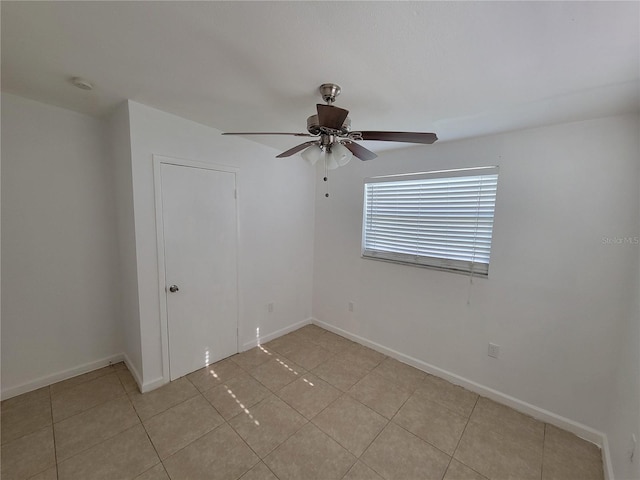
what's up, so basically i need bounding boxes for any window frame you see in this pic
[361,166,499,277]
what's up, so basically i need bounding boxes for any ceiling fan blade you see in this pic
[275,141,318,158]
[316,104,349,130]
[223,132,313,137]
[359,131,438,144]
[344,142,378,161]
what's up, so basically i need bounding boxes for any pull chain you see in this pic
[324,156,329,198]
[466,264,475,305]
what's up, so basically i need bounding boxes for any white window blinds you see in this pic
[362,167,499,276]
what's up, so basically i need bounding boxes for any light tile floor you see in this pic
[1,324,604,480]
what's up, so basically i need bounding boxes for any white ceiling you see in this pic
[2,1,638,153]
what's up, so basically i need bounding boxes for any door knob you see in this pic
[169,285,179,293]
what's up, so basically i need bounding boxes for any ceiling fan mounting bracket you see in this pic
[319,83,341,104]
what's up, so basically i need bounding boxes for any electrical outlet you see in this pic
[348,301,355,312]
[488,343,500,358]
[267,302,274,313]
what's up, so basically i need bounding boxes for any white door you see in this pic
[160,162,238,380]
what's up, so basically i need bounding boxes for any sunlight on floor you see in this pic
[204,337,320,428]
[276,358,298,376]
[258,345,272,356]
[225,385,260,426]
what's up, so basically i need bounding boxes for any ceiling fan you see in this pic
[222,83,437,169]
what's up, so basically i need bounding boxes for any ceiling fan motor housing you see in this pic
[307,114,351,136]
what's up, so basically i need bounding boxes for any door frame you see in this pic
[153,154,240,384]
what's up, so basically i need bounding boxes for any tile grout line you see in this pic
[355,422,392,480]
[344,411,390,479]
[50,368,126,425]
[380,373,472,465]
[310,392,380,460]
[354,376,413,464]
[150,375,232,455]
[50,365,114,396]
[136,381,200,423]
[52,387,133,465]
[222,391,306,472]
[441,393,480,479]
[265,334,351,379]
[194,354,276,463]
[335,373,410,480]
[178,371,275,476]
[386,412,460,461]
[257,356,327,454]
[50,385,60,480]
[0,389,55,448]
[120,377,166,478]
[224,417,266,469]
[229,337,390,475]
[235,337,360,473]
[262,462,281,480]
[13,366,126,479]
[540,423,548,480]
[418,375,482,420]
[455,397,547,478]
[262,334,393,478]
[261,342,360,477]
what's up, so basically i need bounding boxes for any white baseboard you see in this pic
[140,376,166,393]
[312,318,613,479]
[1,352,174,398]
[1,353,125,401]
[601,436,615,480]
[241,317,312,351]
[121,353,143,393]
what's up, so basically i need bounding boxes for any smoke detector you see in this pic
[71,77,93,90]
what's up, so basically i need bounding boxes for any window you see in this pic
[362,167,499,276]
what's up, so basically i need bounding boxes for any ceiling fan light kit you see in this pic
[329,142,353,168]
[222,83,437,173]
[301,144,323,165]
[301,142,352,169]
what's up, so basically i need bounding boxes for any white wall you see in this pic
[313,114,640,476]
[126,101,315,389]
[607,298,640,479]
[1,93,122,396]
[108,101,143,383]
[604,123,640,479]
